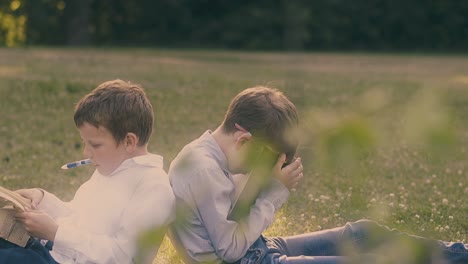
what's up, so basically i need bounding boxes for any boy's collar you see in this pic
[203,130,229,173]
[108,154,163,176]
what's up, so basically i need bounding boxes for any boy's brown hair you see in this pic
[74,79,154,146]
[222,86,299,162]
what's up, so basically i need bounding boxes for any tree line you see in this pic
[1,0,468,51]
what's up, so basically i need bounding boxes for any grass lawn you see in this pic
[0,48,466,263]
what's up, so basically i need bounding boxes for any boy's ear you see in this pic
[124,133,139,152]
[235,132,252,149]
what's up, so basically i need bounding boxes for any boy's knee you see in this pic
[345,219,379,231]
[342,219,384,240]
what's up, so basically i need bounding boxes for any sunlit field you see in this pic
[0,48,467,263]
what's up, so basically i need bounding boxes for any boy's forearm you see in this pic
[37,189,72,219]
[195,179,289,262]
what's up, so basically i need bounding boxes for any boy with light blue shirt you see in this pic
[169,86,467,264]
[0,80,175,263]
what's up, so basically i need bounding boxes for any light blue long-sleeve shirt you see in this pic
[169,131,290,263]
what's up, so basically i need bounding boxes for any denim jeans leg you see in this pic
[263,252,353,264]
[436,241,468,264]
[263,219,467,264]
[277,219,375,257]
[261,220,373,264]
[341,219,468,263]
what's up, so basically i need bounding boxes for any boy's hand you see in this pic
[15,188,44,209]
[273,154,303,190]
[15,210,58,241]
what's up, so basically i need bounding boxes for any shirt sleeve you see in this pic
[189,166,289,263]
[37,189,73,219]
[51,179,175,264]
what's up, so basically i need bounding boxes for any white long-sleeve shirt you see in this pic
[168,131,290,263]
[38,154,175,264]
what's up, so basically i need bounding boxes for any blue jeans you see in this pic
[0,238,58,264]
[240,219,468,264]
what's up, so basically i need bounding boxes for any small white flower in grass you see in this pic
[444,225,449,230]
[426,179,431,184]
[442,198,449,205]
[415,214,420,219]
[311,215,316,220]
[389,193,395,198]
[370,198,376,203]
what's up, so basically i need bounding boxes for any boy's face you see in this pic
[229,137,279,174]
[79,122,128,176]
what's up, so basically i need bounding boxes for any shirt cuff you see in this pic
[258,179,290,210]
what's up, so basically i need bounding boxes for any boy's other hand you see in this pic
[15,210,58,241]
[273,154,303,190]
[15,189,44,209]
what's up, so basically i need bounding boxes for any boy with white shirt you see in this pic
[0,79,175,263]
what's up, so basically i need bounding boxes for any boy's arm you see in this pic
[15,188,72,218]
[188,166,289,263]
[36,189,73,219]
[51,179,175,263]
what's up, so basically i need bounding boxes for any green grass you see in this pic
[0,48,467,263]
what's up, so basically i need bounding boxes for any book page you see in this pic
[0,186,32,247]
[0,186,31,211]
[8,220,30,247]
[0,208,15,238]
[0,208,30,247]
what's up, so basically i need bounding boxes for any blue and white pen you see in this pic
[61,159,92,170]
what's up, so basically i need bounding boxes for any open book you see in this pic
[0,186,32,247]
